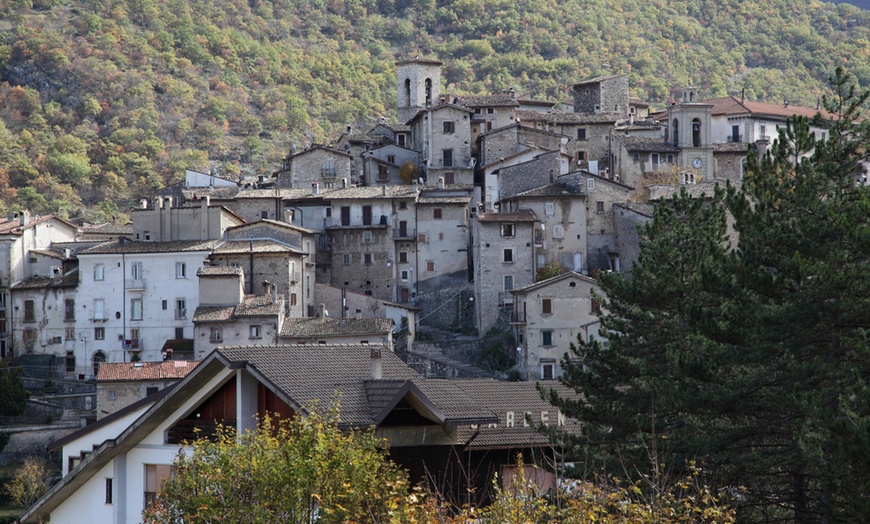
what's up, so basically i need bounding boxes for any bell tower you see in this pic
[668,88,713,182]
[396,58,442,124]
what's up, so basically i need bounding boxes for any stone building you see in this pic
[414,184,472,294]
[496,150,571,203]
[280,315,393,350]
[369,121,411,149]
[225,188,311,223]
[477,123,568,168]
[472,210,539,335]
[610,136,681,188]
[95,361,198,419]
[510,272,599,380]
[454,93,522,147]
[572,74,630,116]
[667,88,714,182]
[314,282,419,339]
[397,58,442,124]
[361,144,421,186]
[192,267,285,359]
[482,147,553,209]
[515,110,619,174]
[500,180,588,275]
[407,103,475,185]
[335,131,390,185]
[207,220,316,318]
[274,145,354,190]
[131,196,245,242]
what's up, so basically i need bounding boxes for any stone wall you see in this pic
[328,226,395,301]
[414,280,475,333]
[498,151,562,201]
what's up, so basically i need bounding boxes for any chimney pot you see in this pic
[370,347,382,380]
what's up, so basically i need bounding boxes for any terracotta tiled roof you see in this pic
[704,96,835,120]
[285,144,354,160]
[476,210,538,222]
[280,317,393,338]
[12,271,79,290]
[0,215,72,235]
[78,239,218,255]
[621,136,680,153]
[194,294,283,321]
[192,305,235,322]
[235,188,311,199]
[417,195,472,204]
[97,360,199,382]
[323,185,420,200]
[515,110,619,125]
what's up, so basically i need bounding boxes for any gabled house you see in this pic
[407,103,476,185]
[96,361,199,419]
[495,149,572,204]
[454,93,522,146]
[477,122,568,168]
[369,121,411,149]
[515,110,620,174]
[21,344,579,523]
[482,147,555,208]
[360,143,421,186]
[334,130,390,184]
[274,144,355,190]
[280,315,393,350]
[130,196,245,242]
[510,271,600,380]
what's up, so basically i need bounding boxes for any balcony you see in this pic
[320,168,336,178]
[726,134,744,143]
[175,308,187,319]
[125,279,146,290]
[498,291,515,306]
[166,419,236,444]
[122,338,140,350]
[393,227,416,240]
[512,311,527,324]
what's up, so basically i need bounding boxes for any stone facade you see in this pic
[415,196,470,294]
[131,197,244,242]
[478,124,567,167]
[515,110,619,172]
[472,210,539,335]
[397,58,442,124]
[275,145,354,190]
[361,144,421,186]
[510,272,599,380]
[613,203,653,279]
[496,150,567,202]
[408,104,475,185]
[572,74,630,116]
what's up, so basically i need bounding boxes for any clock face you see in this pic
[692,157,702,168]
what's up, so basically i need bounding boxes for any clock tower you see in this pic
[667,88,713,182]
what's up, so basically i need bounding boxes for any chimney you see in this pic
[382,185,387,196]
[342,178,348,189]
[319,303,327,318]
[784,99,789,108]
[7,212,15,222]
[164,196,173,209]
[140,199,148,209]
[19,211,28,226]
[370,347,382,380]
[153,197,163,210]
[262,280,272,296]
[201,195,210,209]
[817,97,822,111]
[64,248,71,259]
[311,183,319,196]
[438,177,444,189]
[283,209,294,223]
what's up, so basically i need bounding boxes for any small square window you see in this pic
[503,249,513,263]
[577,128,587,140]
[364,253,373,265]
[399,251,408,264]
[250,325,261,339]
[95,327,105,340]
[587,178,596,190]
[541,362,555,380]
[210,328,222,342]
[433,208,442,219]
[596,201,605,213]
[542,330,553,346]
[542,298,552,315]
[501,224,515,237]
[426,260,435,272]
[342,254,351,266]
[442,121,454,134]
[175,327,184,339]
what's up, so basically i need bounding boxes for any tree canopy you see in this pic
[546,68,870,523]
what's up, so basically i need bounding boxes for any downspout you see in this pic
[122,252,126,363]
[248,241,254,294]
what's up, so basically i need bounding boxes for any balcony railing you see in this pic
[125,279,146,290]
[498,291,515,306]
[393,227,416,240]
[175,308,187,319]
[726,134,744,143]
[122,338,140,350]
[512,311,527,323]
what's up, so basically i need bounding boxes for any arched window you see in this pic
[93,351,106,376]
[692,118,702,147]
[672,119,679,147]
[425,78,432,106]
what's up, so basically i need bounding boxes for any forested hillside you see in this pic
[0,0,868,220]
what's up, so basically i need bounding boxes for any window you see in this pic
[438,232,444,241]
[397,134,406,147]
[504,275,514,291]
[587,178,595,190]
[175,327,184,339]
[362,231,373,244]
[399,201,407,210]
[106,478,113,504]
[442,149,453,167]
[340,206,351,226]
[378,164,388,180]
[399,251,408,264]
[503,249,513,263]
[577,151,586,163]
[418,233,428,243]
[501,223,515,237]
[542,330,553,346]
[666,154,675,164]
[94,264,104,281]
[443,121,454,134]
[633,153,640,162]
[23,328,36,344]
[131,263,142,280]
[596,201,605,213]
[487,108,495,114]
[66,328,76,340]
[577,128,587,140]
[210,328,222,342]
[94,299,105,321]
[651,153,660,167]
[146,386,159,396]
[342,254,351,266]
[433,208,442,219]
[65,299,75,321]
[95,327,105,340]
[362,205,372,225]
[176,299,186,319]
[553,224,564,239]
[322,159,335,177]
[544,202,555,216]
[250,325,261,339]
[542,298,552,315]
[760,125,767,139]
[401,270,409,281]
[144,231,151,241]
[290,293,297,306]
[261,210,269,219]
[66,351,75,373]
[93,351,106,375]
[426,260,435,272]
[364,253,373,265]
[144,465,174,509]
[387,155,396,164]
[24,300,35,322]
[131,299,143,321]
[444,172,454,185]
[162,300,167,310]
[541,362,555,380]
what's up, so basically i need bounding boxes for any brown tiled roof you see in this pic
[476,210,538,223]
[704,96,835,121]
[713,142,754,153]
[648,181,731,201]
[97,361,199,382]
[323,185,420,200]
[280,317,393,338]
[515,110,619,125]
[573,73,627,87]
[395,58,442,66]
[78,239,218,255]
[194,294,283,321]
[455,94,520,107]
[453,379,582,449]
[212,240,302,255]
[197,266,243,277]
[12,271,79,290]
[286,144,354,160]
[235,188,311,199]
[510,271,596,294]
[621,137,680,153]
[0,215,75,235]
[417,195,472,204]
[78,222,133,235]
[27,248,65,260]
[216,345,496,427]
[344,133,388,145]
[192,305,235,322]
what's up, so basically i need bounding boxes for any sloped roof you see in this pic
[12,270,79,290]
[197,266,243,277]
[713,142,754,153]
[78,222,133,235]
[510,271,597,295]
[97,361,199,382]
[453,379,582,449]
[705,96,835,120]
[515,109,619,125]
[508,182,585,199]
[212,239,303,255]
[280,317,393,338]
[573,73,627,87]
[193,294,283,322]
[620,136,680,153]
[78,239,218,255]
[476,210,538,223]
[0,215,77,236]
[454,93,520,107]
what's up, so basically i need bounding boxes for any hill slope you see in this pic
[0,0,868,220]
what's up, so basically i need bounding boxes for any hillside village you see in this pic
[2,57,857,522]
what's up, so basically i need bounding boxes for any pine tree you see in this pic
[546,68,870,523]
